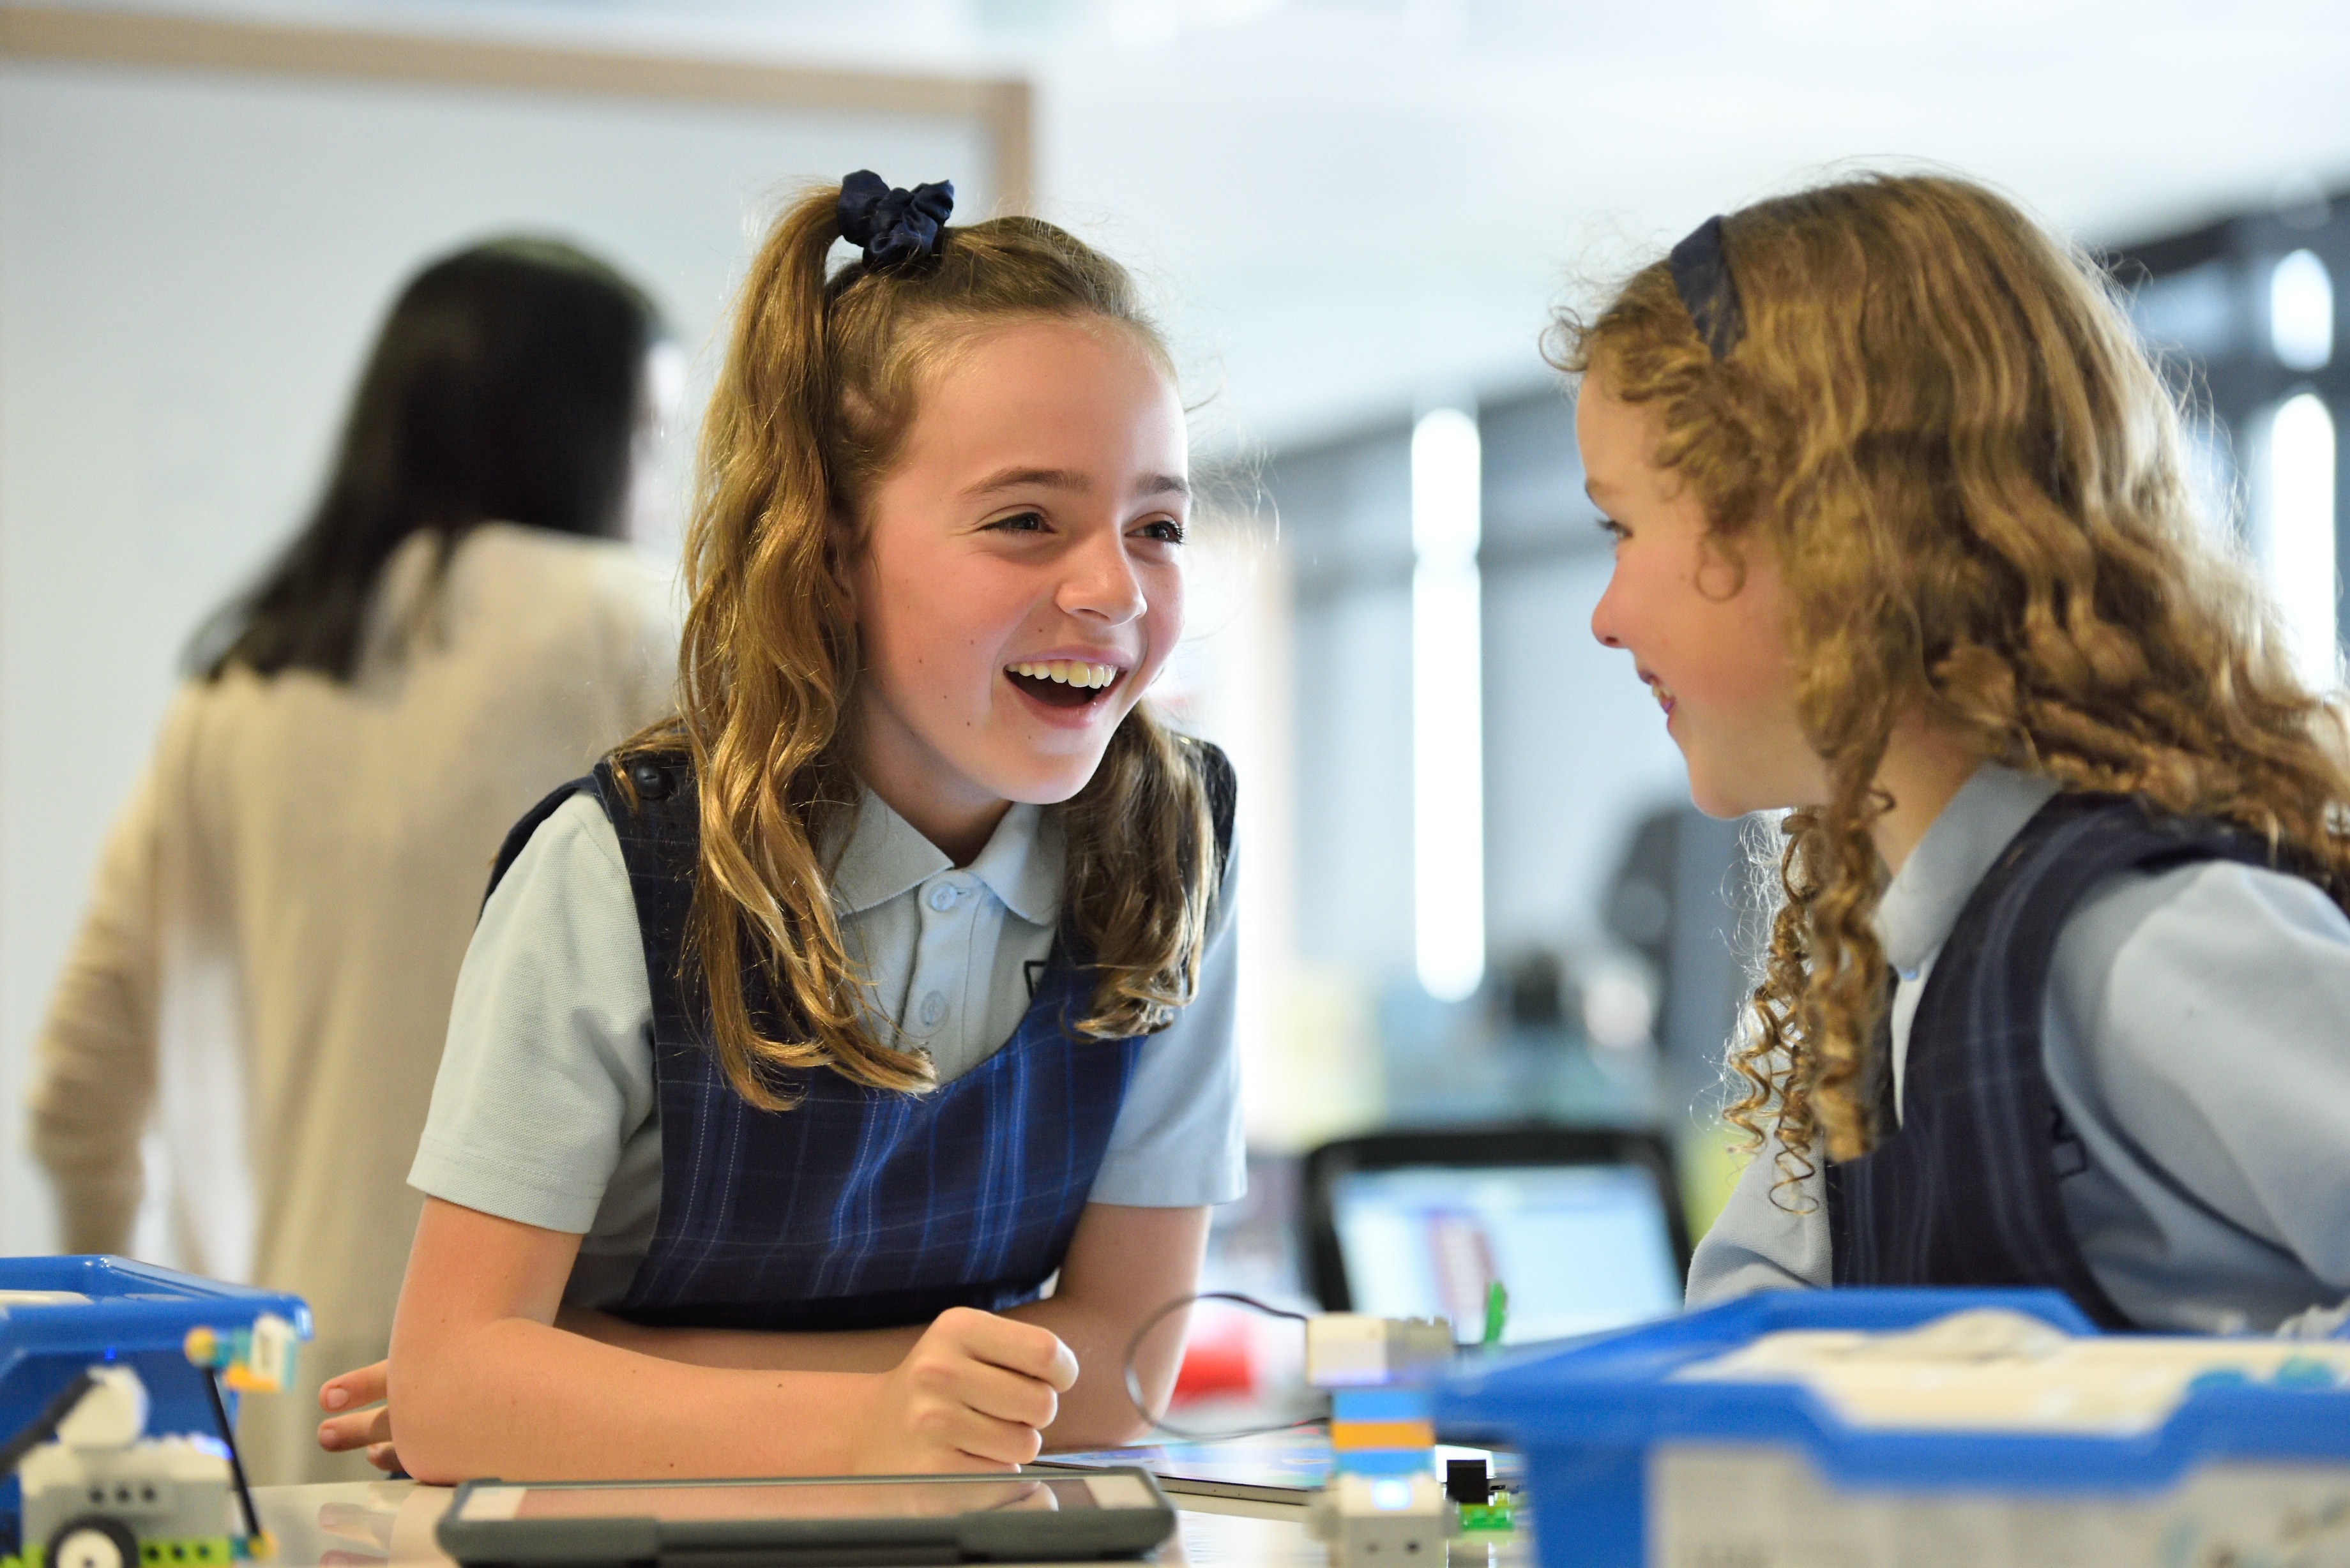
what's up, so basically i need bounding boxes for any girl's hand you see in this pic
[317,1360,403,1474]
[857,1308,1077,1473]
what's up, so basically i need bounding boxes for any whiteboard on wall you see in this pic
[0,11,1022,1251]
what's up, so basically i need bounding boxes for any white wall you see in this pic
[0,56,990,1250]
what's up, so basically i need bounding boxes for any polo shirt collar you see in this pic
[967,804,1064,928]
[1874,762,2061,980]
[826,785,1065,926]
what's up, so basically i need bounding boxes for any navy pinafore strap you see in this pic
[484,743,1236,1334]
[1824,791,2278,1329]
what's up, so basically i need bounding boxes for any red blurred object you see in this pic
[1170,1311,1257,1405]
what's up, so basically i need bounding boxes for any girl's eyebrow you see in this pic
[966,465,1087,497]
[962,467,1190,500]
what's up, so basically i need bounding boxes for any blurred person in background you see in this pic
[26,236,682,1482]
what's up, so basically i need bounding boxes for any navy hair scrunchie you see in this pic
[838,170,955,269]
[1669,215,1745,360]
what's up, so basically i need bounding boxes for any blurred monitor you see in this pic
[1302,1128,1689,1345]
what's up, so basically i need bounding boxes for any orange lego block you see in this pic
[1330,1419,1436,1451]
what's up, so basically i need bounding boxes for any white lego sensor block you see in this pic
[1307,1473,1453,1564]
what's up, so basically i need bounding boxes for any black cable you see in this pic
[1120,1291,1327,1444]
[201,1368,264,1546]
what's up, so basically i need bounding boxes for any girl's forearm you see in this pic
[533,1200,1209,1459]
[552,1296,1161,1451]
[392,1314,879,1483]
[556,1306,925,1373]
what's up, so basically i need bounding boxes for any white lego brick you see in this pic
[1307,1314,1457,1387]
[248,1313,299,1392]
[56,1368,148,1450]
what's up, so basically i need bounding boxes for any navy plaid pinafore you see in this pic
[485,748,1231,1333]
[1825,792,2282,1330]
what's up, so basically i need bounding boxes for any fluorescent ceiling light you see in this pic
[2271,250,2334,372]
[1411,406,1483,1004]
[2265,391,2338,690]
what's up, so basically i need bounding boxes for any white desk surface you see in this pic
[254,1480,1532,1568]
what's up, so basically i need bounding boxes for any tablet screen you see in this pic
[457,1475,1150,1525]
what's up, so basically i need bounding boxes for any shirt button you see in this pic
[920,991,946,1027]
[927,884,957,912]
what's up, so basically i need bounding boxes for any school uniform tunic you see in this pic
[1688,762,2350,1334]
[408,769,1245,1320]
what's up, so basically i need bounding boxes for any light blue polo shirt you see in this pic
[1689,762,2350,1334]
[411,786,1246,1310]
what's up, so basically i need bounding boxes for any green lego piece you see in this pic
[1480,1281,1510,1348]
[1457,1498,1515,1532]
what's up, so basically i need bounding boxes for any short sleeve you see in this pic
[1683,1127,1831,1306]
[407,792,657,1233]
[1087,841,1247,1208]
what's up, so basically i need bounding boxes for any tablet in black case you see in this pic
[436,1469,1177,1566]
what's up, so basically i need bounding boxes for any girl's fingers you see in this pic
[954,1359,1060,1431]
[364,1440,404,1475]
[947,1409,1044,1469]
[933,1309,1078,1392]
[317,1406,391,1452]
[319,1361,390,1412]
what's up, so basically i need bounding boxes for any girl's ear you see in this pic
[828,509,862,618]
[1692,529,1753,603]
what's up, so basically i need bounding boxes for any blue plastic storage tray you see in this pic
[1,1256,310,1525]
[1434,1288,2350,1568]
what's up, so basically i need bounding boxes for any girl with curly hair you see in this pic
[315,174,1240,1480]
[1575,172,2350,1335]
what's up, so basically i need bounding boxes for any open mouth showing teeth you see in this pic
[1006,660,1123,709]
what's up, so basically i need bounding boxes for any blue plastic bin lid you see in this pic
[1436,1288,2350,1496]
[1,1255,313,1363]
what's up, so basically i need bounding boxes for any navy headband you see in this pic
[1668,215,1745,360]
[838,170,955,269]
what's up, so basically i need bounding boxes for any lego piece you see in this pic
[53,1373,145,1452]
[1331,1421,1436,1451]
[1307,1473,1452,1565]
[6,1369,243,1568]
[1478,1282,1509,1348]
[1329,1388,1432,1423]
[1326,1449,1434,1479]
[1306,1316,1453,1389]
[182,1316,298,1396]
[1444,1458,1515,1533]
[1455,1494,1515,1534]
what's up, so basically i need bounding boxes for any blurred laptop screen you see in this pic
[1330,1163,1682,1343]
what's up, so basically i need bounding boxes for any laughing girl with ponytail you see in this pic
[322,174,1243,1482]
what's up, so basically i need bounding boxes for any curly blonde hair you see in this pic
[626,184,1224,1111]
[1554,173,2350,1178]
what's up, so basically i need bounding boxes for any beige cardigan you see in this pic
[27,524,678,1482]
